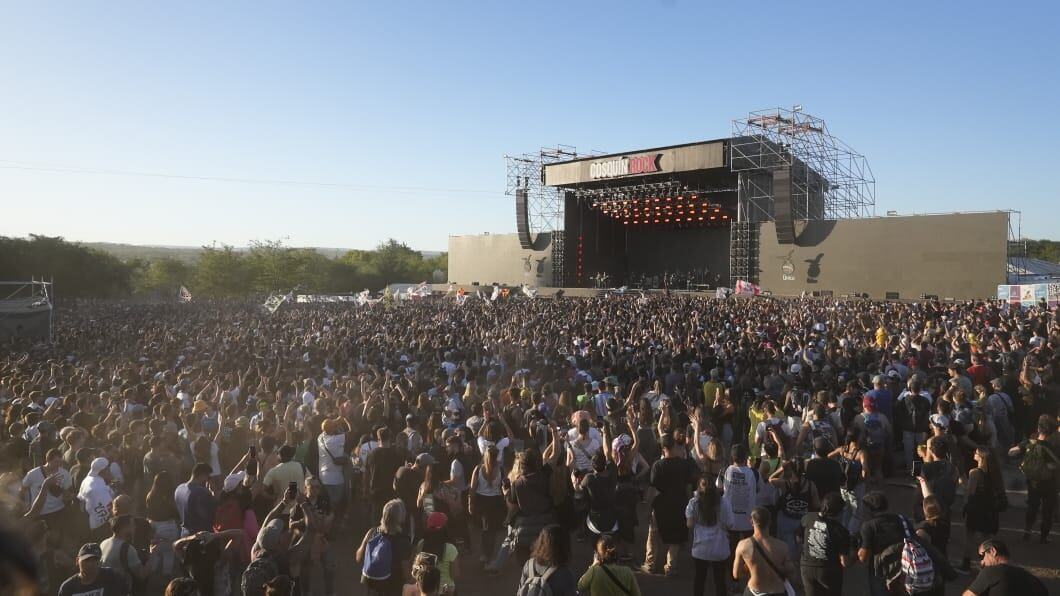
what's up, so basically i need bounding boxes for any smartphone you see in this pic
[912,459,923,477]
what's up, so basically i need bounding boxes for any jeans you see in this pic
[904,431,926,470]
[693,558,728,596]
[802,565,842,596]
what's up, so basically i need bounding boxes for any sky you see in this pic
[1,2,1058,252]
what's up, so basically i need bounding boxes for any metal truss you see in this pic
[729,222,760,285]
[731,107,875,221]
[505,146,580,236]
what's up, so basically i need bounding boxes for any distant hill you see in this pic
[83,242,443,263]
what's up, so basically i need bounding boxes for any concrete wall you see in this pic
[448,233,554,286]
[544,141,726,186]
[757,212,1009,299]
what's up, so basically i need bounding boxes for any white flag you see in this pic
[490,285,501,301]
[521,285,538,299]
[179,286,193,303]
[455,293,468,306]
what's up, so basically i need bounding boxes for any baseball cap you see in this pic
[790,363,802,375]
[415,453,436,467]
[929,413,950,429]
[89,457,109,476]
[77,543,102,561]
[223,471,246,493]
[426,511,449,531]
[886,370,901,379]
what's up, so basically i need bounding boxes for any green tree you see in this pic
[195,244,251,296]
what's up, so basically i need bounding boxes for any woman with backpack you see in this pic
[830,428,866,534]
[357,498,412,596]
[517,524,577,596]
[577,533,641,596]
[686,477,731,596]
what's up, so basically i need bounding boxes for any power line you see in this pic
[0,158,504,196]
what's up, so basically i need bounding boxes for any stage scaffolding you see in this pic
[505,146,583,286]
[728,107,876,284]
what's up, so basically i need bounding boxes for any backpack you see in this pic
[862,414,886,452]
[1020,441,1060,484]
[809,420,837,451]
[241,555,279,596]
[763,419,792,454]
[838,456,863,490]
[905,394,931,433]
[361,530,394,581]
[118,541,147,594]
[516,562,558,596]
[402,429,424,455]
[899,516,935,594]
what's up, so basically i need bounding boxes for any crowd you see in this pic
[0,293,1057,596]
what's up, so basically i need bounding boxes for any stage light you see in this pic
[698,217,705,221]
[710,216,716,220]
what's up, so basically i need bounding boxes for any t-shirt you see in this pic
[364,445,404,502]
[23,466,72,515]
[57,568,128,596]
[967,563,1047,596]
[317,433,347,486]
[858,513,905,575]
[804,457,844,501]
[77,475,114,530]
[262,461,307,498]
[800,513,850,568]
[719,464,757,532]
[174,482,216,533]
[100,536,142,587]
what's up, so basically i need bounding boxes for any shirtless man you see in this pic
[733,506,794,596]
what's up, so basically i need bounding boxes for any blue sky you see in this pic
[1,2,1057,251]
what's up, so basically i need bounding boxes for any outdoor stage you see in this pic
[447,107,1013,301]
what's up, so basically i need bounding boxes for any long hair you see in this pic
[530,524,570,567]
[482,444,499,480]
[695,477,719,526]
[595,533,619,565]
[379,499,406,535]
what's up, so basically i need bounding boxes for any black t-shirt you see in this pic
[859,513,904,560]
[921,460,957,508]
[805,457,844,500]
[800,512,850,568]
[967,564,1047,596]
[393,465,422,510]
[58,568,129,596]
[364,445,404,502]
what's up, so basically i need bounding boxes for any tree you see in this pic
[195,244,251,296]
[134,258,191,294]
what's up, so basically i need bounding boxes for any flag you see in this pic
[456,293,468,306]
[521,285,538,299]
[735,280,761,295]
[179,286,193,303]
[263,292,291,314]
[490,285,501,301]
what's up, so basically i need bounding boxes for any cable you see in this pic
[0,158,503,196]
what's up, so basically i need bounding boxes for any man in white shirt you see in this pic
[78,458,115,542]
[717,444,757,539]
[22,448,73,521]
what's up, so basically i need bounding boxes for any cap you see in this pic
[77,543,102,561]
[930,413,950,428]
[591,381,600,390]
[89,457,109,476]
[886,370,901,379]
[415,453,436,467]
[790,363,802,375]
[426,511,448,531]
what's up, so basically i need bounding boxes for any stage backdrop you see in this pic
[758,212,1008,300]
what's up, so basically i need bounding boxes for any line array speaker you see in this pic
[515,188,533,249]
[773,167,796,244]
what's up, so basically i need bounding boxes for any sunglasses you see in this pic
[978,549,991,560]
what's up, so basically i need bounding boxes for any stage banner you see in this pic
[997,283,1059,308]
